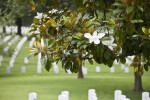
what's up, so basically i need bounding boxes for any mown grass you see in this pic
[0,37,150,100]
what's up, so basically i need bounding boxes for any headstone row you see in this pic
[58,91,69,100]
[3,35,12,43]
[7,37,27,74]
[4,36,20,52]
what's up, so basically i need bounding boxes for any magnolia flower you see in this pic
[84,31,105,44]
[35,12,43,20]
[102,36,117,50]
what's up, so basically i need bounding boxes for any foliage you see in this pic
[22,0,150,75]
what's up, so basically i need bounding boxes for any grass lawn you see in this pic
[0,38,150,100]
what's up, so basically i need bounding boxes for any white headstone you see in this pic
[110,67,115,73]
[67,69,72,74]
[121,64,125,70]
[0,55,3,61]
[6,67,10,74]
[29,92,37,100]
[142,92,149,100]
[124,67,129,73]
[52,62,59,74]
[114,60,119,65]
[21,66,26,74]
[88,89,97,100]
[37,53,42,74]
[82,67,87,75]
[24,57,29,64]
[96,66,100,72]
[114,90,122,100]
[61,91,69,100]
[120,95,126,100]
[58,91,69,100]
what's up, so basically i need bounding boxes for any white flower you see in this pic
[49,9,58,13]
[43,14,47,18]
[84,31,105,44]
[35,12,43,20]
[102,36,117,50]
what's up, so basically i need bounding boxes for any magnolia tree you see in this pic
[21,0,150,92]
[29,9,116,78]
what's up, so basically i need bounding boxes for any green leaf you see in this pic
[27,51,38,59]
[45,59,52,72]
[62,15,71,23]
[137,5,143,12]
[120,58,126,64]
[41,55,47,66]
[131,20,143,23]
[33,18,39,24]
[144,64,149,71]
[77,41,84,48]
[82,13,89,20]
[142,27,150,35]
[113,8,123,14]
[75,13,82,25]
[88,59,93,65]
[113,2,123,6]
[73,35,82,40]
[48,39,54,47]
[104,51,111,60]
[126,6,133,14]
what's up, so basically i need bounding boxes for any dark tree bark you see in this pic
[77,50,84,79]
[16,17,22,36]
[133,71,143,92]
[3,25,6,33]
[133,57,143,92]
[77,65,84,79]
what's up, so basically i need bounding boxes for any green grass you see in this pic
[0,38,150,100]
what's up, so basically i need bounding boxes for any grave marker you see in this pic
[142,92,149,100]
[114,90,122,100]
[124,67,129,73]
[121,64,125,70]
[21,66,26,74]
[110,67,115,73]
[6,67,10,74]
[96,66,100,72]
[29,92,37,100]
[82,67,87,75]
[24,57,29,64]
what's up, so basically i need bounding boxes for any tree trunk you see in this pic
[133,60,143,92]
[16,17,22,36]
[77,65,84,79]
[77,50,84,79]
[3,25,6,33]
[133,71,143,92]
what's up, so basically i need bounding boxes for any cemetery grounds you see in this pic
[0,35,150,100]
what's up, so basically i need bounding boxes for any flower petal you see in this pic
[84,33,92,39]
[108,46,113,50]
[94,38,100,44]
[89,38,94,43]
[93,31,98,37]
[98,33,105,39]
[102,41,109,45]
